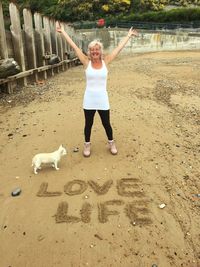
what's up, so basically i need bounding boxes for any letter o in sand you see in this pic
[64,180,88,196]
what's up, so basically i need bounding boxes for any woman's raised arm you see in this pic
[56,21,88,67]
[104,28,138,65]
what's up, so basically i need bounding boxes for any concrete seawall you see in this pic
[78,28,200,53]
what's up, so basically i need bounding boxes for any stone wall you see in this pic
[78,28,200,53]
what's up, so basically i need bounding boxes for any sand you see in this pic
[0,51,200,267]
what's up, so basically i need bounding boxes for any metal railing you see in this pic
[74,20,200,31]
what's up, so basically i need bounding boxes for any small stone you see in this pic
[38,235,45,241]
[159,203,166,209]
[11,188,21,197]
[94,234,103,240]
[73,147,79,152]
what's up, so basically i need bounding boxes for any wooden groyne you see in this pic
[0,1,84,93]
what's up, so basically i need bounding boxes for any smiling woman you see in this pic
[56,21,138,157]
[88,40,104,61]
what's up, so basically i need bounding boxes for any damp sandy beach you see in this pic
[0,50,200,267]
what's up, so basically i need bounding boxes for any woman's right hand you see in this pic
[56,21,64,33]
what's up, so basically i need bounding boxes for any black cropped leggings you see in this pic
[84,109,113,142]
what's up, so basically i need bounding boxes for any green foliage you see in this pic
[1,0,200,23]
[121,7,200,22]
[138,0,169,11]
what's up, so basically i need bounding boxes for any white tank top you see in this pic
[83,60,110,110]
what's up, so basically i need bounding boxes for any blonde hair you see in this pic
[87,40,104,59]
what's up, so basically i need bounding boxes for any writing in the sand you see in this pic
[36,178,152,225]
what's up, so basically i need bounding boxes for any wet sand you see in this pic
[0,51,200,267]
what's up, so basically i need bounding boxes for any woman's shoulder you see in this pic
[84,59,91,69]
[102,59,108,68]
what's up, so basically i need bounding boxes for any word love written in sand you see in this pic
[37,178,152,225]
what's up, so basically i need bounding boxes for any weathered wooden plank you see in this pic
[43,16,52,55]
[6,31,14,58]
[34,12,45,67]
[50,19,58,55]
[64,24,71,54]
[23,8,37,70]
[57,29,63,60]
[9,2,27,85]
[0,1,8,59]
[34,12,47,79]
[0,69,34,84]
[43,16,54,76]
[37,65,53,72]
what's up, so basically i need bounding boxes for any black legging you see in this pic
[84,109,113,142]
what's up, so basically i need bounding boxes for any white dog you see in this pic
[32,145,67,174]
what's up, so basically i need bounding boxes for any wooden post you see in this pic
[43,16,52,54]
[65,24,71,55]
[0,1,8,59]
[56,22,65,71]
[43,16,54,76]
[50,19,59,73]
[34,12,47,80]
[23,8,37,81]
[50,19,57,55]
[9,2,27,85]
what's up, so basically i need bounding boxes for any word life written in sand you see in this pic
[37,178,152,225]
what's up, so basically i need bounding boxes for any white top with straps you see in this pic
[83,60,110,110]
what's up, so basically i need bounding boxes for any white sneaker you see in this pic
[83,142,91,157]
[108,140,118,155]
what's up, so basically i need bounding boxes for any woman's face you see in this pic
[89,44,101,60]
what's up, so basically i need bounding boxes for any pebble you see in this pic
[73,147,79,152]
[159,203,166,209]
[11,188,21,197]
[38,235,45,241]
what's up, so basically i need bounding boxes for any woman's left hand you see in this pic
[128,27,139,38]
